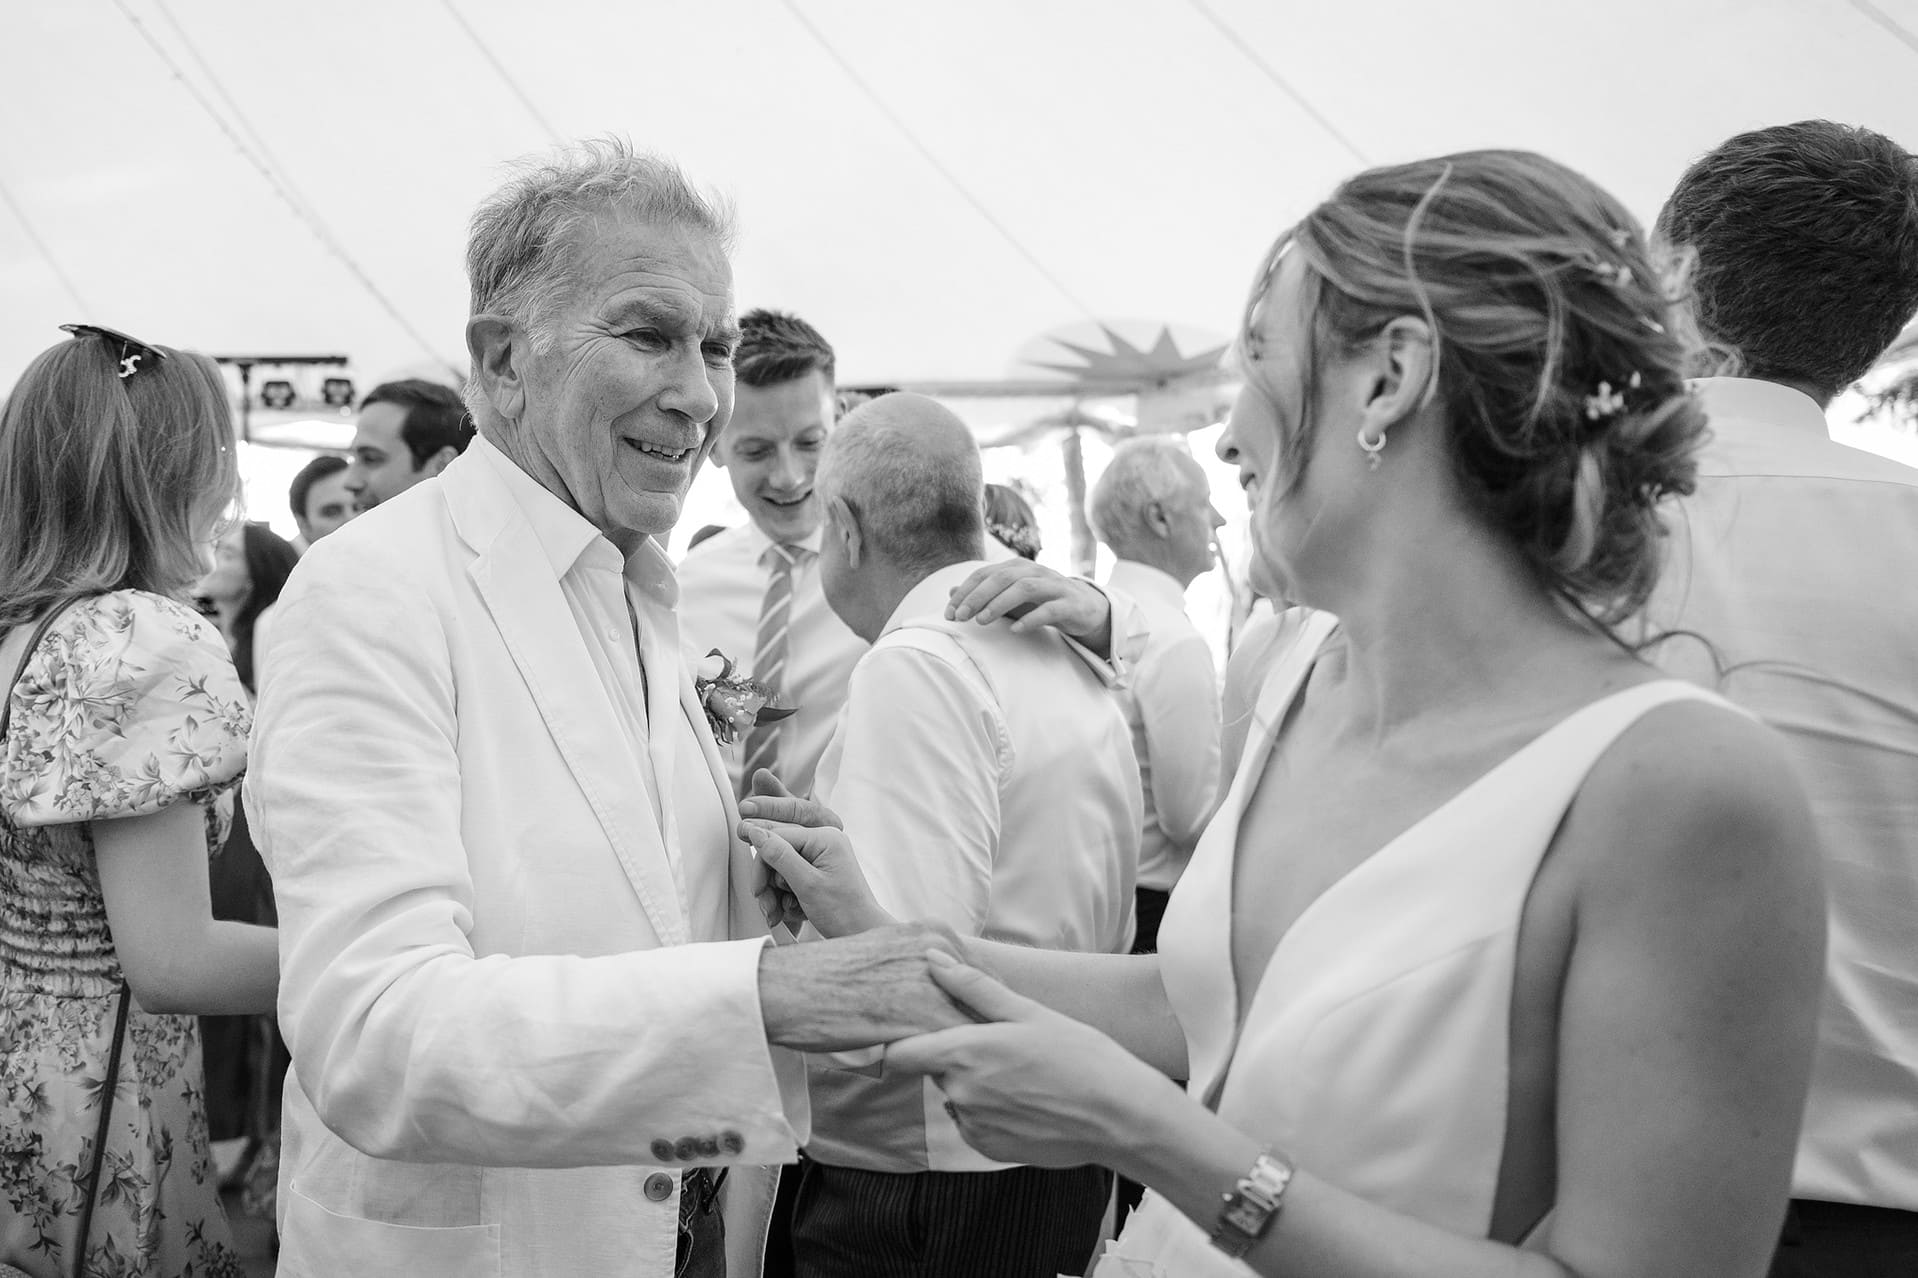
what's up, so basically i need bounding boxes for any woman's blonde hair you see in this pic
[0,335,239,632]
[1241,149,1710,626]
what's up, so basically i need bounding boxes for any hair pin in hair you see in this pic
[1582,258,1635,291]
[1584,371,1642,422]
[60,323,167,380]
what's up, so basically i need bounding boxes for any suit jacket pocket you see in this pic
[280,1186,501,1277]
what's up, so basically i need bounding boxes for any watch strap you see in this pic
[1209,1149,1294,1259]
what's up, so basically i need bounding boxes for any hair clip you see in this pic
[1584,371,1642,422]
[60,323,167,380]
[1607,228,1632,251]
[1582,259,1635,291]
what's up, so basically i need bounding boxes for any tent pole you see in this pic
[1062,424,1094,576]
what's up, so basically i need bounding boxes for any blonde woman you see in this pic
[746,152,1825,1278]
[0,327,278,1277]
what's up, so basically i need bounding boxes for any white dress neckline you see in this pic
[1102,615,1737,1276]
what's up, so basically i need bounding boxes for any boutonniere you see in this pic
[694,649,797,745]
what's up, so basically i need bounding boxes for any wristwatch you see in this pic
[1209,1149,1294,1259]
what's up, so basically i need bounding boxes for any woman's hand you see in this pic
[886,950,1188,1173]
[943,560,1113,652]
[738,773,893,937]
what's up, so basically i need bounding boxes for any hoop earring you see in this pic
[1356,423,1388,471]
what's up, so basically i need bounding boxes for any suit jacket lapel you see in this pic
[677,668,775,944]
[445,458,690,946]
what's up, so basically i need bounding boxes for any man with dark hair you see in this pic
[344,378,474,510]
[1648,119,1918,1276]
[287,453,355,550]
[678,308,867,800]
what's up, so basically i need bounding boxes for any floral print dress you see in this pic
[0,592,250,1277]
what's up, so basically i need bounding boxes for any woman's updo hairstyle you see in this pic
[1242,149,1708,626]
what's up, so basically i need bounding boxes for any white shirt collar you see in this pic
[1691,377,1827,437]
[468,433,678,606]
[881,560,987,637]
[1106,559,1189,613]
[744,517,826,559]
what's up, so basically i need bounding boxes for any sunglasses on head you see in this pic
[60,323,167,380]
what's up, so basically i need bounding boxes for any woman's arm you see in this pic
[94,802,279,1015]
[741,799,1189,1074]
[966,940,1188,1077]
[892,702,1824,1278]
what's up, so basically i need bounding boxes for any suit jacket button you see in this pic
[696,1136,720,1158]
[650,1139,675,1163]
[719,1130,745,1155]
[643,1172,675,1203]
[674,1137,699,1161]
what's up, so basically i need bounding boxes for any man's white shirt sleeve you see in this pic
[816,637,1006,934]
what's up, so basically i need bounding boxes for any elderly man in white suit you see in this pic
[246,140,959,1278]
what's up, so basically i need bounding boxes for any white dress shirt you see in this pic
[1104,560,1221,892]
[677,522,867,799]
[680,523,1139,799]
[807,560,1143,1173]
[1643,377,1918,1211]
[477,441,731,939]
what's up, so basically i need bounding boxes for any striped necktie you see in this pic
[740,542,809,796]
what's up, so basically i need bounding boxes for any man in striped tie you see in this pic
[680,311,868,802]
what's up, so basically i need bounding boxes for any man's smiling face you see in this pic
[715,369,835,544]
[514,215,738,543]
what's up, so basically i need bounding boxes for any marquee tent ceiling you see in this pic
[6,0,1917,407]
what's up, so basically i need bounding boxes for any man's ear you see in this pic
[425,445,461,478]
[467,314,526,423]
[1358,315,1437,438]
[1143,499,1174,541]
[827,494,863,569]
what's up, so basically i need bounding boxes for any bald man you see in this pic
[793,394,1143,1278]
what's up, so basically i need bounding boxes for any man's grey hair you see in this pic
[464,137,734,408]
[818,393,984,576]
[1087,437,1204,549]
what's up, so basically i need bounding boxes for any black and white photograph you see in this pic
[2,3,1916,1276]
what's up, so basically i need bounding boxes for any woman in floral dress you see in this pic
[0,328,280,1277]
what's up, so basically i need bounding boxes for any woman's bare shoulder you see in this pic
[1564,692,1823,921]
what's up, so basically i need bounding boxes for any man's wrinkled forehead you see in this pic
[565,212,734,311]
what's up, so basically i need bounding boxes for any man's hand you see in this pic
[943,560,1113,656]
[757,924,971,1052]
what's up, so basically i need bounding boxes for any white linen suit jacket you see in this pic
[247,449,809,1278]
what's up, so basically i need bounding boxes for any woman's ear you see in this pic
[467,314,526,423]
[1360,316,1437,434]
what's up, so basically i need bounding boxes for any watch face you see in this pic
[1224,1201,1267,1234]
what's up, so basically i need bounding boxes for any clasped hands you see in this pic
[741,780,1172,1171]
